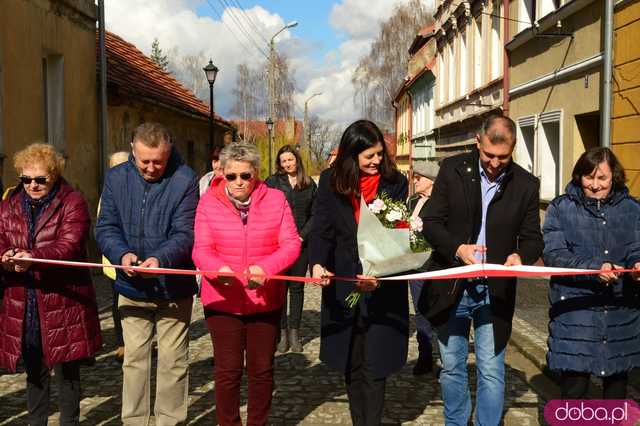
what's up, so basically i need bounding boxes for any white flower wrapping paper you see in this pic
[357,198,431,277]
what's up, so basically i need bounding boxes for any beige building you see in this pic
[433,0,506,159]
[507,0,602,202]
[394,25,437,187]
[0,0,100,207]
[104,32,234,179]
[612,0,640,197]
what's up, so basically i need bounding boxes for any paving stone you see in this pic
[0,277,549,425]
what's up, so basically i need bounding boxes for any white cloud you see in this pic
[105,0,293,120]
[104,0,434,129]
[330,0,408,39]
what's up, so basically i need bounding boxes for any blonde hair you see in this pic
[109,151,129,168]
[14,143,65,179]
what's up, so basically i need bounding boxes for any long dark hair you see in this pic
[275,144,311,189]
[330,120,397,196]
[571,147,626,191]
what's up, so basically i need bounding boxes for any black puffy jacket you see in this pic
[265,173,317,242]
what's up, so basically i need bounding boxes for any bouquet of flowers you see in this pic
[345,193,431,308]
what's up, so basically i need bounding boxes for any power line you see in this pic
[203,0,258,58]
[230,0,269,44]
[218,0,264,48]
[204,0,268,59]
[216,0,269,58]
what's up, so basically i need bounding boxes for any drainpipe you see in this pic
[502,0,510,116]
[600,0,614,148]
[98,0,108,184]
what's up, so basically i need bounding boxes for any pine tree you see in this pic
[150,38,169,71]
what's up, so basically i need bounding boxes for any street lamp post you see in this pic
[269,21,298,121]
[303,92,322,171]
[203,60,219,163]
[266,117,274,176]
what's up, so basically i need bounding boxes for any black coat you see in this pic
[265,173,317,242]
[420,150,543,353]
[309,168,409,379]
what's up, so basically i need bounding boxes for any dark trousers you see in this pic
[409,279,433,359]
[24,348,81,426]
[111,282,123,346]
[206,309,280,426]
[561,371,628,399]
[345,313,386,426]
[280,249,308,329]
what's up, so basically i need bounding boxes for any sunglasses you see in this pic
[225,173,253,181]
[20,176,48,185]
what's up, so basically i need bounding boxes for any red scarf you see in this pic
[350,174,381,224]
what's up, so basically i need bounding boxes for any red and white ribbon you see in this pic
[9,257,639,283]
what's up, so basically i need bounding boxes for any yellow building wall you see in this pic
[0,0,99,208]
[395,93,411,172]
[612,0,640,197]
[508,1,602,189]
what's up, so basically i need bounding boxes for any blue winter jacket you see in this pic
[543,181,640,376]
[95,149,199,300]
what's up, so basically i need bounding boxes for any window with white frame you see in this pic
[490,0,502,81]
[438,49,445,105]
[537,111,561,200]
[42,53,65,152]
[515,112,562,200]
[448,38,456,101]
[459,29,468,97]
[473,14,483,89]
[413,81,435,137]
[515,116,535,174]
[519,0,535,32]
[538,0,559,19]
[426,82,434,131]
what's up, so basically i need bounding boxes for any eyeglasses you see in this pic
[225,173,253,182]
[20,176,48,185]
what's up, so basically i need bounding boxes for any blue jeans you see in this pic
[409,279,433,359]
[437,284,506,426]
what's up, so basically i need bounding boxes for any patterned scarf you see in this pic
[20,181,59,353]
[21,182,59,244]
[225,186,251,225]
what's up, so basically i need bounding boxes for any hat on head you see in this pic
[412,161,440,180]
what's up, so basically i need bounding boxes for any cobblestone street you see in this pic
[0,279,551,425]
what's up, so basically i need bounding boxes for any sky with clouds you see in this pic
[105,0,435,127]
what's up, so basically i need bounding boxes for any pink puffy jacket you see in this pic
[192,175,301,315]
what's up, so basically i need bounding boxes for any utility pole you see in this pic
[268,21,298,168]
[303,92,322,171]
[269,39,276,125]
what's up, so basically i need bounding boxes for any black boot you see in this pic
[289,328,303,352]
[277,328,289,353]
[413,353,433,376]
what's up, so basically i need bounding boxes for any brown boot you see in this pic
[289,329,303,353]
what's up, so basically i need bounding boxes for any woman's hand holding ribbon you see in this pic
[599,262,622,283]
[354,274,379,292]
[217,265,235,286]
[246,265,266,289]
[312,264,334,287]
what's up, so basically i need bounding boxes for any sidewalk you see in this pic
[0,278,549,425]
[510,278,640,398]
